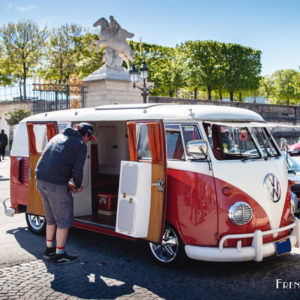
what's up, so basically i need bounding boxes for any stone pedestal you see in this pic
[83,66,142,107]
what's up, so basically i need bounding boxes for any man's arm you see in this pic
[72,145,87,189]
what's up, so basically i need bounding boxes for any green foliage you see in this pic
[0,20,48,97]
[272,69,300,105]
[181,40,226,99]
[221,43,261,101]
[177,41,261,101]
[0,19,279,104]
[0,47,13,85]
[259,76,275,98]
[260,70,300,105]
[129,41,187,97]
[39,25,103,81]
[5,108,32,126]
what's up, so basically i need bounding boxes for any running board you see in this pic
[74,217,115,231]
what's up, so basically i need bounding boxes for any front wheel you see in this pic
[25,213,46,235]
[149,224,185,266]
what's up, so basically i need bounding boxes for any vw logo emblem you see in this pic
[264,173,281,203]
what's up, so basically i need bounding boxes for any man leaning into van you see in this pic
[36,123,96,265]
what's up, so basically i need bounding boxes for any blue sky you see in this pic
[0,0,299,76]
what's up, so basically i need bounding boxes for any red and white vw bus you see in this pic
[4,104,300,265]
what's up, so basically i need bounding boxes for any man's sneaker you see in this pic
[54,252,79,265]
[43,247,56,260]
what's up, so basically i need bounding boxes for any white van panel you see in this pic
[10,122,29,157]
[73,143,92,216]
[211,157,288,231]
[116,161,152,237]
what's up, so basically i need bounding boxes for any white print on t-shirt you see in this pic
[54,143,64,153]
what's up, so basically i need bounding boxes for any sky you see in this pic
[0,0,299,76]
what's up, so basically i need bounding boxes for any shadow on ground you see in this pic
[6,225,300,300]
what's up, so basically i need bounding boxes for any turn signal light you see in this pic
[222,187,234,196]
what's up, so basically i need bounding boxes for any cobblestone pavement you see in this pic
[0,226,300,300]
[1,157,300,299]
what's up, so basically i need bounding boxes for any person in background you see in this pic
[36,123,96,265]
[0,129,8,160]
[221,127,231,153]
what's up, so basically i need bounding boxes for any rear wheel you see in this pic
[25,213,46,235]
[149,224,185,266]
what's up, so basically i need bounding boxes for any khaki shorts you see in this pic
[36,179,74,228]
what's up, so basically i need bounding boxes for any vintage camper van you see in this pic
[4,103,300,265]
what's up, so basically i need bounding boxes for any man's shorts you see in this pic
[36,179,74,228]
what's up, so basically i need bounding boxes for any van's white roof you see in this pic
[22,103,265,123]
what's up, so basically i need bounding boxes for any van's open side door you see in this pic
[26,122,58,216]
[116,120,167,244]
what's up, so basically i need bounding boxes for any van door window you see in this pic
[165,125,184,160]
[137,124,151,160]
[165,124,202,160]
[182,125,201,146]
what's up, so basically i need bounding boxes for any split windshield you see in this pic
[204,123,280,160]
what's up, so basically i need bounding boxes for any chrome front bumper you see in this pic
[185,217,300,262]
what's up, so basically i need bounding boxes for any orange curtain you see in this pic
[127,122,138,161]
[27,123,38,155]
[46,123,57,141]
[147,122,162,163]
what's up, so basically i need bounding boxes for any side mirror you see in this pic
[186,140,208,160]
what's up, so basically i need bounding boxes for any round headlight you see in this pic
[228,202,253,225]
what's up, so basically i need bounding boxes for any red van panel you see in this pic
[10,156,29,211]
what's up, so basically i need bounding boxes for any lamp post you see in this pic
[129,61,150,104]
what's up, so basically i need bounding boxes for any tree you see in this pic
[259,76,275,100]
[272,69,300,105]
[181,40,225,100]
[222,43,261,101]
[73,32,104,79]
[40,24,103,82]
[129,41,186,97]
[0,47,13,86]
[5,108,32,126]
[0,20,48,99]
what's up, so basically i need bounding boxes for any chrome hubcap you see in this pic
[27,214,45,231]
[149,226,179,263]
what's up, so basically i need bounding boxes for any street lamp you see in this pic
[129,61,150,103]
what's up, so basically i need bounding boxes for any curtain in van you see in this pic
[26,122,44,216]
[127,122,138,161]
[46,123,57,141]
[147,122,162,163]
[27,123,38,155]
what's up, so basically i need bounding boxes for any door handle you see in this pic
[152,178,164,192]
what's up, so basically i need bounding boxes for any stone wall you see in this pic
[149,96,300,125]
[149,96,300,144]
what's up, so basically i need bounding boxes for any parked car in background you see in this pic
[283,152,300,216]
[288,142,300,155]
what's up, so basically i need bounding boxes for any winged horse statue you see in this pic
[90,16,135,70]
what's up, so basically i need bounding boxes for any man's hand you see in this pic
[68,182,83,193]
[68,182,76,192]
[74,186,83,193]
